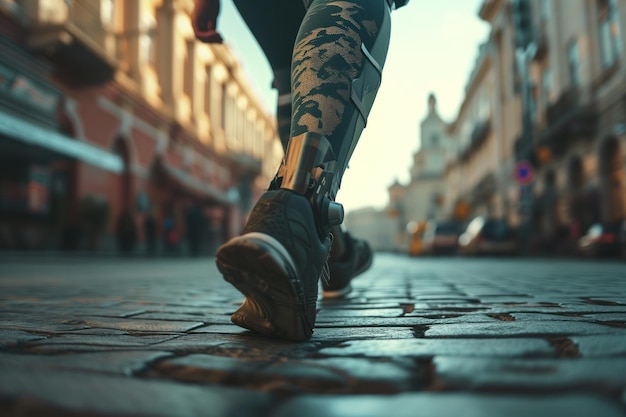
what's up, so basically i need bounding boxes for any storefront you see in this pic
[0,34,122,250]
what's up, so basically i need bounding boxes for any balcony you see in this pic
[478,0,502,22]
[460,119,491,161]
[531,23,549,62]
[535,87,597,155]
[224,151,262,177]
[23,0,117,86]
[471,172,496,202]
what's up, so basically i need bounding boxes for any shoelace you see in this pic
[320,261,331,286]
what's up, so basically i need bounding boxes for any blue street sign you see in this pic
[514,160,534,185]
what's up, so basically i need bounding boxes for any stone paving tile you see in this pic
[434,356,626,391]
[146,333,321,361]
[408,312,499,322]
[314,316,431,327]
[319,338,555,358]
[0,329,46,347]
[554,303,626,313]
[2,255,626,416]
[78,317,205,333]
[0,318,89,333]
[0,367,272,417]
[309,326,415,341]
[61,328,131,336]
[113,304,224,316]
[314,313,499,328]
[163,353,263,370]
[316,307,407,318]
[581,313,626,321]
[0,351,172,376]
[291,356,422,392]
[425,320,626,337]
[155,353,351,392]
[272,393,626,417]
[130,312,215,322]
[145,333,237,352]
[510,313,602,322]
[190,324,249,334]
[318,301,415,310]
[113,310,231,324]
[24,334,180,354]
[571,335,626,357]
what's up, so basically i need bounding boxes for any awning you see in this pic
[0,110,123,173]
[158,162,237,205]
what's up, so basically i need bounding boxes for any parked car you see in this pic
[421,220,462,255]
[578,222,623,258]
[458,216,517,256]
[407,221,427,257]
[621,220,626,260]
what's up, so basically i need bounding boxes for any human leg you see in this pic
[287,0,390,297]
[270,59,375,299]
[217,0,392,340]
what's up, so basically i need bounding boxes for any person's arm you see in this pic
[192,0,223,43]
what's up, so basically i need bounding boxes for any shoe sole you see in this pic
[216,232,313,341]
[322,284,352,299]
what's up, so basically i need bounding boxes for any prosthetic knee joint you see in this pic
[271,132,344,239]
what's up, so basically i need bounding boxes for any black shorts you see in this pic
[232,0,306,70]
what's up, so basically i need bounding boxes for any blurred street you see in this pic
[1,253,625,417]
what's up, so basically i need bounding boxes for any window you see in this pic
[101,0,116,28]
[529,81,537,120]
[567,40,582,87]
[539,0,551,20]
[139,15,156,66]
[221,83,229,132]
[461,121,472,144]
[204,65,212,117]
[430,134,440,147]
[184,41,194,100]
[478,94,490,119]
[541,68,552,107]
[598,0,623,68]
[512,56,518,95]
[183,147,193,170]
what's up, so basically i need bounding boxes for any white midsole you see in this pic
[322,285,352,299]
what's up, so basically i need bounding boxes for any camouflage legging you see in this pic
[292,0,388,140]
[234,0,391,178]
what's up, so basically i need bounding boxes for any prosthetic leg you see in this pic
[216,0,393,340]
[235,0,391,265]
[280,0,391,296]
[271,133,343,238]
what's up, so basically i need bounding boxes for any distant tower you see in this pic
[401,93,452,223]
[428,93,437,114]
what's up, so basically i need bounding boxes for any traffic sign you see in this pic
[514,160,534,185]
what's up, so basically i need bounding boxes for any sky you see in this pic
[217,1,491,215]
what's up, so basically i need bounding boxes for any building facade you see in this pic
[0,0,282,254]
[403,94,454,224]
[474,0,625,252]
[345,94,454,253]
[347,0,626,254]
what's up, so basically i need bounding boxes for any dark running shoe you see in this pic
[323,231,373,298]
[216,189,332,341]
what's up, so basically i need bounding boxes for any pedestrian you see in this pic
[116,210,137,256]
[163,212,179,255]
[143,210,157,256]
[185,204,203,257]
[193,0,408,341]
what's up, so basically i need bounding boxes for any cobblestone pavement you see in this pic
[0,253,625,417]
